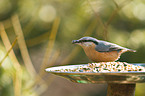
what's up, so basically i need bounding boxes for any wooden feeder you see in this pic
[45,63,145,96]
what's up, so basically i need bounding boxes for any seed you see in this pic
[103,68,108,70]
[116,65,120,68]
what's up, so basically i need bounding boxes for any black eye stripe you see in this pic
[80,40,92,42]
[79,40,98,45]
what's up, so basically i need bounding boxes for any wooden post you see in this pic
[107,83,136,96]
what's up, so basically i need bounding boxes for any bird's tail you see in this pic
[126,49,136,52]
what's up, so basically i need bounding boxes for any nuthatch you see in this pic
[72,37,136,62]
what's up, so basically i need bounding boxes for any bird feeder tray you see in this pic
[46,63,145,96]
[45,63,145,84]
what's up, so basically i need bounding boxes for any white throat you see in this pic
[82,42,94,47]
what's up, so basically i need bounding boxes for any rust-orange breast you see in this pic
[82,45,123,62]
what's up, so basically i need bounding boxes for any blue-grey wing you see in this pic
[95,41,124,52]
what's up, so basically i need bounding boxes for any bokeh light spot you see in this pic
[121,2,135,19]
[127,30,145,49]
[39,5,56,23]
[133,3,145,20]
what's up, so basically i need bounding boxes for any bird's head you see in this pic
[72,37,98,47]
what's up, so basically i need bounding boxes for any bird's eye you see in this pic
[78,40,83,43]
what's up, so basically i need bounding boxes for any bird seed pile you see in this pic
[54,62,145,73]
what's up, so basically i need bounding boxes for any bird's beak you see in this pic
[72,40,80,44]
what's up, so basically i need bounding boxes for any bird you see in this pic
[72,37,136,62]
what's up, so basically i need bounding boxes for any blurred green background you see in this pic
[0,0,145,96]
